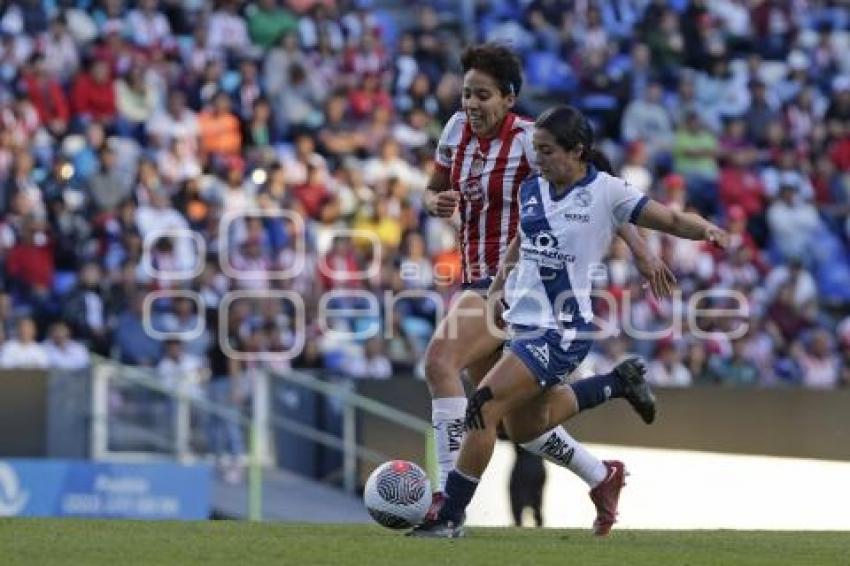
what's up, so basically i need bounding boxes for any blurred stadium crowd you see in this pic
[1,0,850,392]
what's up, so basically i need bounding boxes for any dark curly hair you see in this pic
[460,43,523,97]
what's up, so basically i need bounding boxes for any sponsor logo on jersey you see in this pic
[522,231,575,268]
[563,213,591,223]
[541,432,576,466]
[531,231,558,249]
[520,243,576,268]
[526,342,550,368]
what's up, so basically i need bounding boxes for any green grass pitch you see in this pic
[2,520,848,565]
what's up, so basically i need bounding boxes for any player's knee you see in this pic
[465,386,501,431]
[423,339,460,387]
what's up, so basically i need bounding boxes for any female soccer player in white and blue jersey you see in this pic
[411,105,730,538]
[421,45,677,533]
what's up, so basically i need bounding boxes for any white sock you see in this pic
[432,397,467,492]
[521,427,608,488]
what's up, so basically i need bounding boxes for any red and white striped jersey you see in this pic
[434,111,536,284]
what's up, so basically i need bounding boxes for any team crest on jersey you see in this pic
[573,188,593,208]
[464,178,484,201]
[470,154,485,177]
[464,154,486,201]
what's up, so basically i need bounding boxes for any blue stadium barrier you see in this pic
[0,459,211,519]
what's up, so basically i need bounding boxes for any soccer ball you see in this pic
[363,460,431,529]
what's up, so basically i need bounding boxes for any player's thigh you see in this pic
[502,394,550,444]
[502,375,583,442]
[500,324,593,440]
[467,347,503,387]
[426,291,505,371]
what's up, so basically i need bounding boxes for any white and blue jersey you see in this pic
[504,167,648,387]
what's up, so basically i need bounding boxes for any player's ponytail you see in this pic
[535,105,612,173]
[584,147,613,174]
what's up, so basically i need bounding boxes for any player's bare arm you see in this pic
[616,224,677,298]
[487,235,520,299]
[423,166,459,217]
[486,235,520,327]
[634,201,730,248]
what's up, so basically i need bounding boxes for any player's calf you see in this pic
[570,358,656,424]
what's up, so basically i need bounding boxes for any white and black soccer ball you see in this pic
[363,460,431,529]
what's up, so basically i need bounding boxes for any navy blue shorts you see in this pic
[507,322,595,389]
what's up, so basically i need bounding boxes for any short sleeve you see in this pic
[608,177,649,226]
[519,126,539,175]
[435,112,464,170]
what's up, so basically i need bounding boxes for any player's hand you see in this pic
[427,190,460,217]
[635,254,677,299]
[705,226,731,249]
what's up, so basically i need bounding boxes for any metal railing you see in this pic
[90,356,435,519]
[91,357,265,519]
[264,366,435,494]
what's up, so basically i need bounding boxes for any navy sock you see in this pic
[570,372,624,412]
[439,470,479,522]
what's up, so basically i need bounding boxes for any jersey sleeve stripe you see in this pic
[453,123,474,282]
[451,123,474,191]
[484,128,522,271]
[509,153,531,245]
[629,195,650,224]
